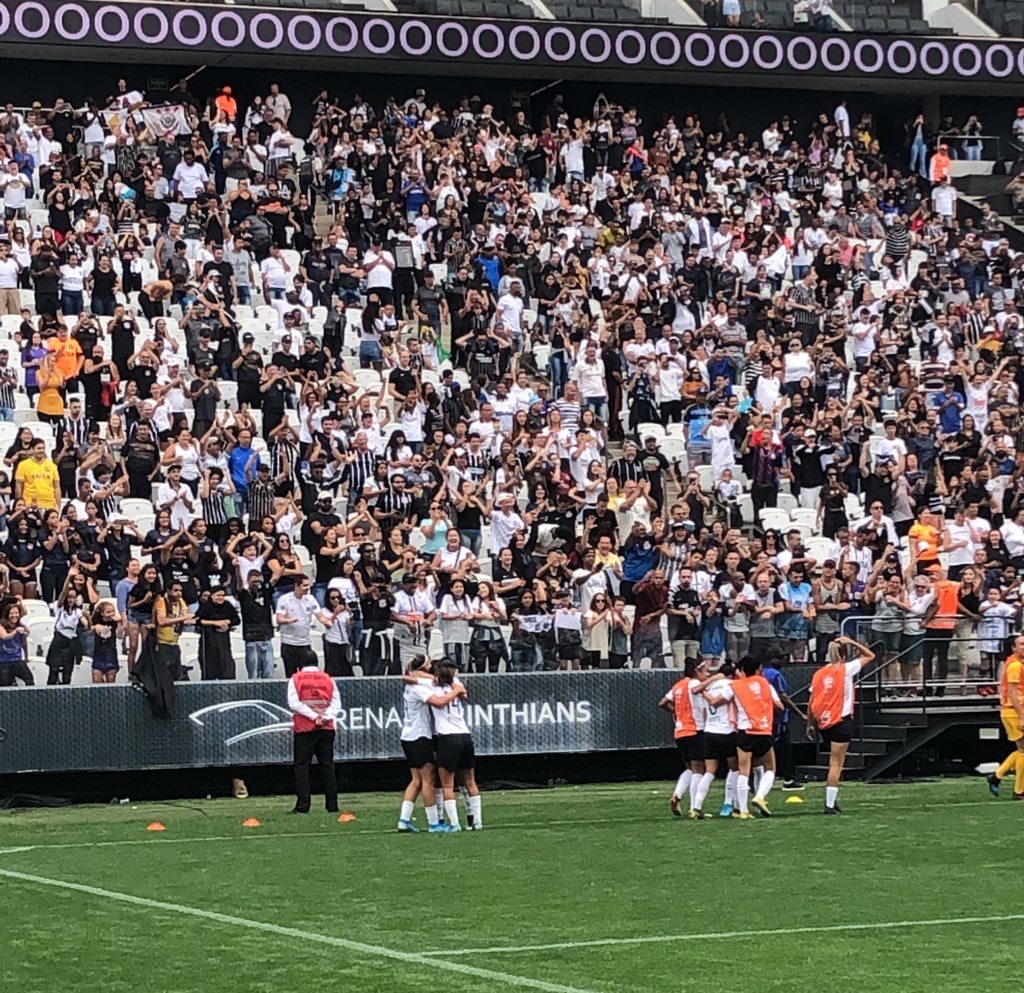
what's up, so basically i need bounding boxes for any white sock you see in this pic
[425,804,439,826]
[467,794,482,827]
[443,799,460,829]
[725,770,738,806]
[752,767,763,793]
[736,774,750,814]
[434,803,444,824]
[674,770,692,799]
[695,772,715,810]
[688,773,701,811]
[399,800,415,823]
[755,770,775,802]
[826,786,839,809]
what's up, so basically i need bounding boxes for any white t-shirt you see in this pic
[277,592,321,645]
[932,185,957,216]
[364,250,395,290]
[401,678,436,741]
[0,257,19,289]
[173,161,209,199]
[703,677,736,734]
[60,264,85,292]
[495,292,524,331]
[260,256,288,290]
[432,678,469,735]
[154,481,193,530]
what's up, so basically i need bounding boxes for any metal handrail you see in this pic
[787,613,1007,701]
[934,132,1018,162]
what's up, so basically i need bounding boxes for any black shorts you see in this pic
[821,716,855,745]
[436,733,476,772]
[556,630,583,660]
[402,736,435,769]
[736,731,775,758]
[675,731,706,764]
[704,731,737,762]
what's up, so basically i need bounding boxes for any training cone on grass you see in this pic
[338,812,357,823]
[242,818,262,828]
[785,795,804,805]
[146,822,167,831]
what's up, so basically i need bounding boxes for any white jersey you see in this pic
[703,677,736,734]
[433,678,470,736]
[401,679,436,742]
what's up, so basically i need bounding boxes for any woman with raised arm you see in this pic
[807,635,876,815]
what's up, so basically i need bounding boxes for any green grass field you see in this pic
[0,778,1018,993]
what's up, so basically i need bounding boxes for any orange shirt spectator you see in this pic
[215,86,237,122]
[46,328,83,380]
[930,144,952,183]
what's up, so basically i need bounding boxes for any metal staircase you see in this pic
[790,629,1002,782]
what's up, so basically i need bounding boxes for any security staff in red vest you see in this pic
[287,664,341,814]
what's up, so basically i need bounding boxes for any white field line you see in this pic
[420,913,1024,958]
[0,867,601,993]
[0,795,1009,855]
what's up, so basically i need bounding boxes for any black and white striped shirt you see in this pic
[0,366,16,410]
[342,449,378,501]
[202,487,229,526]
[59,413,91,449]
[375,488,413,522]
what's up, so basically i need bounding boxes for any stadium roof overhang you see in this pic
[2,0,1022,94]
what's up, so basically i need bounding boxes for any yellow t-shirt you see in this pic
[153,595,187,645]
[15,457,58,509]
[1001,657,1024,715]
[908,523,940,562]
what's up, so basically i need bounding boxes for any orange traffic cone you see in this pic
[242,818,262,828]
[338,812,357,823]
[146,822,166,832]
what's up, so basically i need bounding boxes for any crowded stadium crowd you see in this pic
[0,77,1019,690]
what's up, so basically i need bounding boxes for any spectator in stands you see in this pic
[0,77,1015,704]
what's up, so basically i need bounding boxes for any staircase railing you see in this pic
[788,615,1006,777]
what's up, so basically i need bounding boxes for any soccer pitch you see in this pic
[0,779,1017,993]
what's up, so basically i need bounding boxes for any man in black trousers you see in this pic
[286,663,340,814]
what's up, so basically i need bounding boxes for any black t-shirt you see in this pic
[640,450,670,502]
[101,530,134,574]
[191,378,219,422]
[271,349,298,373]
[388,366,416,398]
[581,508,618,546]
[161,559,199,605]
[415,285,443,318]
[90,269,118,297]
[238,585,274,641]
[31,256,59,294]
[236,349,263,384]
[262,378,290,413]
[129,364,157,399]
[111,319,136,362]
[125,436,159,475]
[298,351,328,378]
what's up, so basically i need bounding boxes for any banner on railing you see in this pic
[0,671,716,775]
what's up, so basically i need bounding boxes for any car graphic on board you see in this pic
[188,700,292,747]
